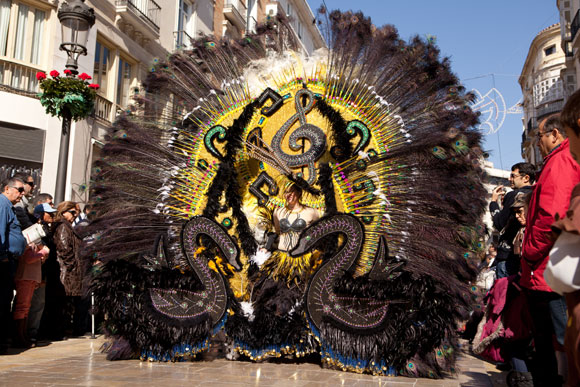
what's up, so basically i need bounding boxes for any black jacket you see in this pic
[489,185,533,261]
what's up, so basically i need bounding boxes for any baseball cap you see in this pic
[33,203,57,219]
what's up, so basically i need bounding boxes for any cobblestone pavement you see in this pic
[0,336,501,386]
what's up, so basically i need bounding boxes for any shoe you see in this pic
[506,370,533,387]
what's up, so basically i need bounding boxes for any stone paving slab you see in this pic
[0,336,499,386]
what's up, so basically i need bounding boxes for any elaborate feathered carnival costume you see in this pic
[87,10,486,378]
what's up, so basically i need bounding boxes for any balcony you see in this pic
[116,0,161,39]
[565,40,574,57]
[92,94,114,123]
[536,100,564,119]
[0,58,41,97]
[572,9,580,43]
[224,0,247,32]
[174,30,194,50]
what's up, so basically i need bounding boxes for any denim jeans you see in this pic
[525,289,567,384]
[496,259,520,279]
[548,294,567,347]
[27,284,45,339]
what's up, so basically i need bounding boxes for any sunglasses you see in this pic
[25,181,34,187]
[67,210,78,216]
[10,186,25,193]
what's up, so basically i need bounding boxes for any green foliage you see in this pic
[38,75,97,121]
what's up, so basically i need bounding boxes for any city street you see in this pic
[0,336,501,386]
[2,0,576,386]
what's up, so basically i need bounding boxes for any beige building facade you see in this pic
[0,0,325,204]
[558,0,579,96]
[519,23,566,165]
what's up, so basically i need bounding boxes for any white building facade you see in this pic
[558,0,580,96]
[519,23,566,165]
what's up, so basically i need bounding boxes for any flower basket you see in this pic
[37,70,99,121]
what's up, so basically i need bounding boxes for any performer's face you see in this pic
[284,188,300,207]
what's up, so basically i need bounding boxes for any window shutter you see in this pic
[0,125,45,163]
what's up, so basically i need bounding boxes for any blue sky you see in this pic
[308,0,560,170]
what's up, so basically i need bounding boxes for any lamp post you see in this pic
[54,0,95,204]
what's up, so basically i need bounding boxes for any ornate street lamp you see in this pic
[54,0,95,203]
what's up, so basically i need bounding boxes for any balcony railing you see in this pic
[224,0,247,31]
[174,30,194,50]
[92,94,114,123]
[0,58,41,97]
[537,100,565,119]
[565,40,574,57]
[572,9,580,42]
[116,0,161,31]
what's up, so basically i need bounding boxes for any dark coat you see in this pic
[489,185,533,262]
[54,221,83,296]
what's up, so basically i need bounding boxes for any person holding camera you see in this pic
[490,162,535,278]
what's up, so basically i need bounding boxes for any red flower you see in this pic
[63,69,72,75]
[78,73,92,81]
[49,70,59,77]
[36,72,46,81]
[88,83,100,89]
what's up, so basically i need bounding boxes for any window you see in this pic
[116,57,133,106]
[0,1,48,93]
[544,45,556,56]
[297,20,302,39]
[13,3,28,60]
[176,0,195,48]
[93,37,137,111]
[30,9,44,64]
[0,0,11,56]
[287,2,292,16]
[0,1,46,64]
[178,0,193,32]
[93,40,112,97]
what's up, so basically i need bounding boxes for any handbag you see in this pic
[545,230,580,295]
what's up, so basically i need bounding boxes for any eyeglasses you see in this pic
[509,173,524,179]
[67,210,77,216]
[536,130,551,139]
[9,186,25,193]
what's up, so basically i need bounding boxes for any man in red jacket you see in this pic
[521,114,580,385]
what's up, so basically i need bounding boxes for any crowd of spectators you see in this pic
[470,89,580,387]
[0,174,92,352]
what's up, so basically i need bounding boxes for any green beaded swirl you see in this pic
[346,120,371,155]
[204,125,227,159]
